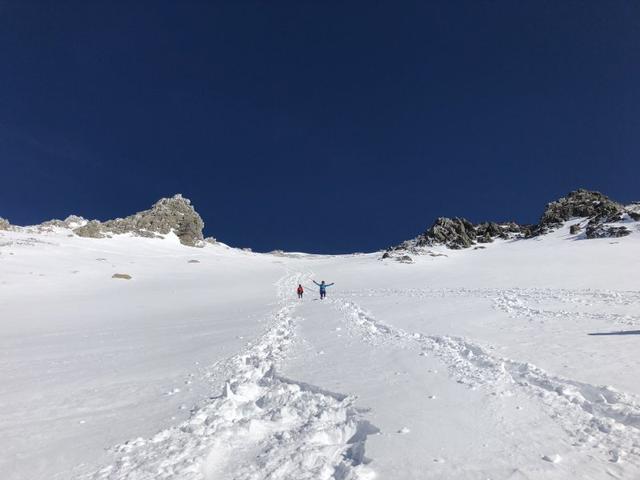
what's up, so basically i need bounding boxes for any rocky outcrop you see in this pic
[426,217,476,249]
[74,194,205,247]
[75,220,106,239]
[386,188,637,257]
[532,189,624,236]
[0,218,10,230]
[388,217,526,254]
[627,203,640,221]
[476,221,528,243]
[585,222,630,239]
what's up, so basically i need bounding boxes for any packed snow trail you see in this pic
[333,295,640,473]
[76,272,376,480]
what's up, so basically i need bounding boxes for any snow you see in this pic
[1,220,640,479]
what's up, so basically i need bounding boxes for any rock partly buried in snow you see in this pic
[39,215,88,230]
[74,194,205,247]
[387,217,526,254]
[0,217,10,230]
[542,454,562,463]
[74,220,104,239]
[626,202,640,221]
[388,188,636,255]
[532,189,624,236]
[585,222,630,239]
[112,273,132,280]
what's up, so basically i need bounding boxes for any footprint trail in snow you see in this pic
[77,272,376,480]
[333,294,640,471]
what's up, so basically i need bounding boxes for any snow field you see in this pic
[77,272,375,480]
[2,220,640,479]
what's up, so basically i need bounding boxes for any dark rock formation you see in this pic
[532,189,624,236]
[386,189,636,256]
[585,220,631,239]
[429,217,477,249]
[476,221,528,243]
[74,194,205,247]
[387,217,526,255]
[627,203,640,221]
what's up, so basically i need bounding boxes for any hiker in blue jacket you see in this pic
[313,280,334,300]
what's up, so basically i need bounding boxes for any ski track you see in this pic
[333,295,640,469]
[76,272,376,480]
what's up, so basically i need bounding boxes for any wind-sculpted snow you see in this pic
[334,295,640,470]
[77,273,376,480]
[492,288,640,327]
[340,286,640,327]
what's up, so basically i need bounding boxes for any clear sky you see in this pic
[1,1,638,253]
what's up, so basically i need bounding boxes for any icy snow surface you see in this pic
[1,221,640,479]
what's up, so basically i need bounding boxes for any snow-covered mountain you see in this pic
[1,192,640,480]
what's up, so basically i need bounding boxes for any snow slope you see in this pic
[1,220,640,479]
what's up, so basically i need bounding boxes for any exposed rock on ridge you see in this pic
[386,189,636,256]
[39,215,88,230]
[626,203,640,221]
[73,194,205,247]
[389,217,527,254]
[532,189,626,237]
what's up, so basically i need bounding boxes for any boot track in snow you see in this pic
[77,272,377,480]
[333,294,640,469]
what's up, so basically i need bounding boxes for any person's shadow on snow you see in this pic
[588,330,640,336]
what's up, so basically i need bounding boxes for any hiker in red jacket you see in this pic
[297,284,304,299]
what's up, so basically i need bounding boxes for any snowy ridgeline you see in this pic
[385,189,640,260]
[0,194,209,247]
[1,194,640,479]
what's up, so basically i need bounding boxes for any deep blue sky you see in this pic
[1,1,639,253]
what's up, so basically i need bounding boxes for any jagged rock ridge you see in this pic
[386,189,637,257]
[532,189,627,237]
[73,194,205,247]
[389,217,527,254]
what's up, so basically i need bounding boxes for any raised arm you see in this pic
[313,280,321,286]
[326,283,335,287]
